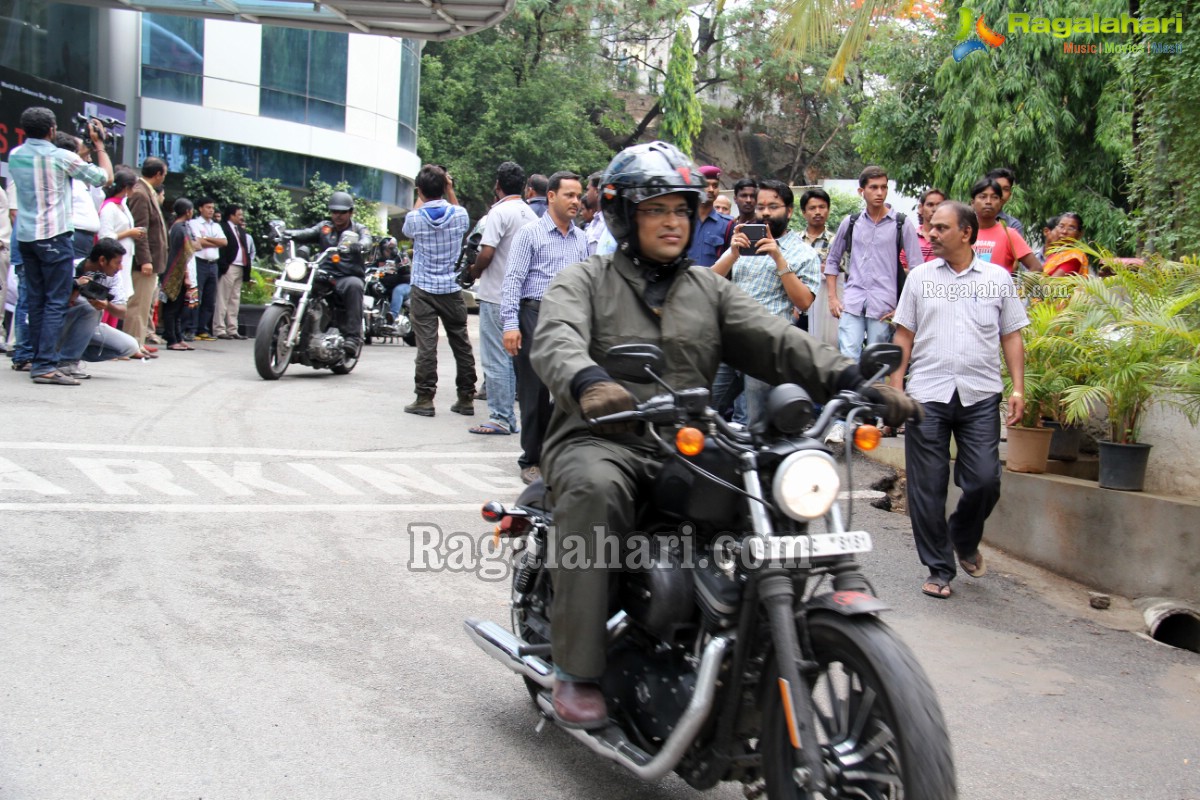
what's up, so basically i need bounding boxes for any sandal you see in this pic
[469,422,512,435]
[11,360,31,372]
[922,578,952,599]
[959,551,987,578]
[167,344,190,351]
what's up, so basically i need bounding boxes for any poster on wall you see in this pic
[0,65,127,178]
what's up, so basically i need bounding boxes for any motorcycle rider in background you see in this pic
[529,141,924,728]
[287,190,372,354]
[373,236,411,319]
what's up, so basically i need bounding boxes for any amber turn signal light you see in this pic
[854,424,882,451]
[676,426,705,457]
[274,244,284,254]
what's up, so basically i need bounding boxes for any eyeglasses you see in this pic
[638,206,690,219]
[755,204,787,212]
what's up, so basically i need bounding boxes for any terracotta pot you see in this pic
[1005,425,1054,473]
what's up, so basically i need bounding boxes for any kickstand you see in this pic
[534,718,548,734]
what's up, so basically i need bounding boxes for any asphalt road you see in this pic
[2,322,1197,800]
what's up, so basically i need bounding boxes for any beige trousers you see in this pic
[214,267,244,337]
[126,271,159,345]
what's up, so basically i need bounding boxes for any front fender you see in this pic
[804,590,890,616]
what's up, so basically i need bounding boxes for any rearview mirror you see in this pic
[860,343,903,380]
[604,343,665,384]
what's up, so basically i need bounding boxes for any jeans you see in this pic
[742,375,774,428]
[478,301,518,431]
[836,311,894,361]
[390,282,411,317]
[11,263,33,364]
[18,232,76,376]
[57,298,140,362]
[711,363,748,425]
[904,391,1002,582]
[73,229,97,260]
[194,258,219,336]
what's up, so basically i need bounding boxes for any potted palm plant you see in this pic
[1059,256,1200,491]
[1002,274,1080,473]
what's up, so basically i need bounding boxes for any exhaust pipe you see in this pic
[536,635,730,781]
[464,619,554,688]
[1136,597,1200,654]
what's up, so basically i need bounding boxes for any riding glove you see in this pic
[861,383,925,427]
[580,381,638,434]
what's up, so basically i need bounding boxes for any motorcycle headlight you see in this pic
[285,258,309,281]
[772,451,841,521]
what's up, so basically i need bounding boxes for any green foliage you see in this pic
[418,0,630,217]
[1127,0,1200,258]
[853,21,946,194]
[1055,253,1200,443]
[180,163,296,253]
[660,23,703,156]
[239,266,277,306]
[299,173,385,238]
[931,0,1132,253]
[788,187,860,234]
[1003,273,1089,427]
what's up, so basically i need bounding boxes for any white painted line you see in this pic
[0,442,522,459]
[0,503,488,513]
[839,490,887,500]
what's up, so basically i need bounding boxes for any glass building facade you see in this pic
[0,1,98,93]
[260,27,348,131]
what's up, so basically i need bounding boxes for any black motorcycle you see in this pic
[363,252,415,347]
[254,221,362,380]
[465,343,955,799]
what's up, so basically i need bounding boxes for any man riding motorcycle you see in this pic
[529,141,923,729]
[286,190,372,353]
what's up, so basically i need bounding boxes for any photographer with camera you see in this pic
[54,131,104,259]
[9,107,113,385]
[51,238,140,380]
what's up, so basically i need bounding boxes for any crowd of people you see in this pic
[2,107,259,382]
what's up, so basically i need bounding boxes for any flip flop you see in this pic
[959,551,987,578]
[469,422,512,435]
[922,578,952,599]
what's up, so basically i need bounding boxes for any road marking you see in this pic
[68,457,195,496]
[184,460,307,497]
[339,463,457,496]
[288,463,364,495]
[0,456,69,495]
[0,503,487,513]
[0,442,522,459]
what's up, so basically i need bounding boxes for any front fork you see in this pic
[741,456,827,794]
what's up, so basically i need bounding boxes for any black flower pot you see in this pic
[1098,441,1152,491]
[1044,420,1081,462]
[238,304,267,338]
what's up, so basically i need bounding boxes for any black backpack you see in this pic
[840,211,909,302]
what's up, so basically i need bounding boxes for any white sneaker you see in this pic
[824,422,845,444]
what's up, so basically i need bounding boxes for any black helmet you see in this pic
[600,141,705,254]
[328,190,355,212]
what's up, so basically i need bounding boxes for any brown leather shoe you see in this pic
[552,680,608,729]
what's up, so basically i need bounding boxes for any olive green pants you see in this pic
[543,436,658,679]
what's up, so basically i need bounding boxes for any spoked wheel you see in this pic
[761,613,956,799]
[511,550,552,707]
[254,305,294,380]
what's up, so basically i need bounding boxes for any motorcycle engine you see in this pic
[307,330,345,363]
[619,535,696,643]
[602,642,697,744]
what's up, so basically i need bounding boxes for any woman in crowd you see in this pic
[1042,212,1089,277]
[97,169,144,313]
[162,198,197,351]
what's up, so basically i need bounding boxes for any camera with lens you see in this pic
[74,272,115,303]
[72,113,124,152]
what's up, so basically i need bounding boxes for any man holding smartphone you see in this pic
[710,179,821,424]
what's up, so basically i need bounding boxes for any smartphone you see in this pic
[742,224,768,249]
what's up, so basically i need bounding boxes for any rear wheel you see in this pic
[760,613,956,799]
[331,338,360,375]
[254,305,293,380]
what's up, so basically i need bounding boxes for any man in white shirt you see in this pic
[186,196,227,341]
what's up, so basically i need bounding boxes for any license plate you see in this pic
[748,531,873,565]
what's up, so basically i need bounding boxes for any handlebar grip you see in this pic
[587,410,641,426]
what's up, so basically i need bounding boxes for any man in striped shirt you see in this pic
[890,201,1028,600]
[9,107,112,385]
[501,171,588,485]
[402,164,476,417]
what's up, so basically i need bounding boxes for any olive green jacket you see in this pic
[531,251,856,456]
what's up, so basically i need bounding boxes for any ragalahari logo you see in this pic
[953,6,1007,61]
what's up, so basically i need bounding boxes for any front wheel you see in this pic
[760,613,956,799]
[254,305,294,380]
